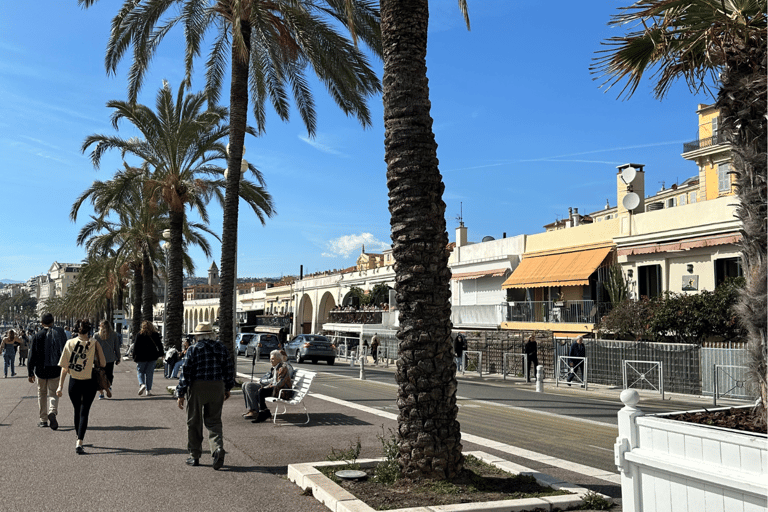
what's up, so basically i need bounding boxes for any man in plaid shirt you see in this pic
[176,322,235,470]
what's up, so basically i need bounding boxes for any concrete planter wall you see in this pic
[614,389,767,512]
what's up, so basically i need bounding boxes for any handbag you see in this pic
[92,362,112,397]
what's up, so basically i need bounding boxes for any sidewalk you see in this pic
[1,361,622,512]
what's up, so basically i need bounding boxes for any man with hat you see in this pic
[175,322,234,470]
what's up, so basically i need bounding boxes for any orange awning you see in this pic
[502,247,613,289]
[451,268,509,281]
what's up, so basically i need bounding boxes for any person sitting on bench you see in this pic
[242,350,292,423]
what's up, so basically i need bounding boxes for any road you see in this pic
[235,354,721,476]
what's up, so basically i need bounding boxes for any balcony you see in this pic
[505,300,610,324]
[328,310,383,325]
[683,132,730,153]
[451,304,506,328]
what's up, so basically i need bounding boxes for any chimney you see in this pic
[456,222,468,248]
[573,208,580,227]
[502,232,506,239]
[568,207,573,228]
[300,265,303,280]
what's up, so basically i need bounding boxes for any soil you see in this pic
[322,456,575,511]
[667,407,767,434]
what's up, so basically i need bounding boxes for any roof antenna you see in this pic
[456,202,464,227]
[659,180,665,191]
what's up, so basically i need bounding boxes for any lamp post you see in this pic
[224,148,248,344]
[162,229,171,339]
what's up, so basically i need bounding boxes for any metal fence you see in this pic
[701,347,756,400]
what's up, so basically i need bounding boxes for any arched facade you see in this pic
[298,295,313,334]
[317,291,336,326]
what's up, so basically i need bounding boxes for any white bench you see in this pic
[265,369,316,425]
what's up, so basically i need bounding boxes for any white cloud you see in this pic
[322,233,390,258]
[298,134,347,157]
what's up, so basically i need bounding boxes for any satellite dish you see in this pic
[481,236,495,242]
[623,192,640,211]
[621,166,637,185]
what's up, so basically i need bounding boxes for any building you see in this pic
[183,262,222,300]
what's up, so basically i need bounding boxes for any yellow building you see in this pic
[682,103,735,200]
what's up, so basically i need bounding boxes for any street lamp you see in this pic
[162,229,171,339]
[224,151,249,345]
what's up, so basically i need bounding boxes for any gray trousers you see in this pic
[186,380,225,458]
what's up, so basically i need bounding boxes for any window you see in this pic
[689,191,697,203]
[638,265,662,298]
[711,116,718,138]
[715,257,742,287]
[718,163,731,192]
[666,197,676,208]
[679,194,687,206]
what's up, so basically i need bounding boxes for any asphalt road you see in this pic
[235,354,727,476]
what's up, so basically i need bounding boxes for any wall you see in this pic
[449,234,525,265]
[626,195,737,239]
[525,219,618,254]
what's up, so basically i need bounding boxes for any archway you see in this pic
[318,291,336,325]
[298,295,313,334]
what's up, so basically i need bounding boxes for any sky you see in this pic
[0,1,715,283]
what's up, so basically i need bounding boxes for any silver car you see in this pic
[286,334,336,365]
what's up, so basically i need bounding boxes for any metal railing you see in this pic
[683,132,731,153]
[462,351,483,377]
[506,300,601,324]
[623,360,664,399]
[713,365,754,405]
[451,304,505,327]
[328,311,383,324]
[556,356,588,389]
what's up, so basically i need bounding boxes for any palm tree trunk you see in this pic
[166,209,185,350]
[381,0,462,480]
[219,20,252,362]
[141,247,154,329]
[131,266,142,339]
[717,35,767,425]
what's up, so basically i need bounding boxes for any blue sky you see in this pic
[0,1,713,283]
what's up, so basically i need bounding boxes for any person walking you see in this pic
[453,332,467,372]
[567,335,586,386]
[56,319,107,454]
[524,334,539,383]
[370,333,380,365]
[175,322,234,470]
[2,329,20,377]
[94,320,121,399]
[17,330,29,367]
[133,321,163,396]
[28,313,68,428]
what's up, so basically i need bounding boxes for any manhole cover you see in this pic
[335,469,368,481]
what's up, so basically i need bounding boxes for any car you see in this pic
[245,333,280,358]
[235,333,256,356]
[285,334,336,365]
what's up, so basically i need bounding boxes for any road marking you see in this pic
[589,445,613,452]
[309,392,620,485]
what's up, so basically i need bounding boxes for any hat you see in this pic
[190,322,214,335]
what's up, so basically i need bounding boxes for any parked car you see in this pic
[285,334,336,365]
[246,333,281,358]
[235,333,256,356]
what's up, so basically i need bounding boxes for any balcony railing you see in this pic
[254,315,292,328]
[505,300,609,324]
[683,132,730,153]
[328,310,383,325]
[451,304,506,326]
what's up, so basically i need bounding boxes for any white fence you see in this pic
[451,304,505,327]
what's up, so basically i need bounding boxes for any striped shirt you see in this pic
[175,338,235,397]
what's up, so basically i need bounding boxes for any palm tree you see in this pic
[81,81,274,350]
[380,0,469,480]
[78,0,383,358]
[593,0,766,424]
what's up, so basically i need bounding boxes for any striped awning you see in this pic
[451,268,510,281]
[502,247,613,289]
[617,233,741,256]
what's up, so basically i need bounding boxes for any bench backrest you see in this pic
[290,370,315,402]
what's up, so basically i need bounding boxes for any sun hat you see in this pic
[190,322,214,335]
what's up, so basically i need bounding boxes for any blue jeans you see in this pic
[455,356,463,372]
[4,353,15,376]
[171,360,184,379]
[136,360,155,391]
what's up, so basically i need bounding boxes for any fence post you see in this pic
[614,389,644,512]
[536,364,543,393]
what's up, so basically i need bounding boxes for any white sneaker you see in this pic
[138,384,146,396]
[145,390,152,396]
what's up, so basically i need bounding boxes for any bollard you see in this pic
[350,348,357,367]
[535,364,544,393]
[359,353,366,380]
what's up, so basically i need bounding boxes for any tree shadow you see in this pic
[269,412,373,427]
[87,425,171,432]
[83,444,188,456]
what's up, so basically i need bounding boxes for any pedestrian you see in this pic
[27,313,68,428]
[94,320,121,399]
[56,319,107,454]
[241,350,292,422]
[133,321,163,396]
[2,329,20,377]
[175,322,234,470]
[170,339,190,379]
[453,332,467,372]
[567,336,586,386]
[64,326,72,340]
[18,330,29,366]
[524,334,539,383]
[370,333,379,365]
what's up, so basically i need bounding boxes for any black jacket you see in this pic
[524,339,538,360]
[28,326,67,380]
[133,332,163,363]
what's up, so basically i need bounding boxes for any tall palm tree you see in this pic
[78,0,382,358]
[81,81,274,350]
[593,0,766,424]
[380,0,468,480]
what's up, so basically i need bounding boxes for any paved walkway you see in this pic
[1,360,628,512]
